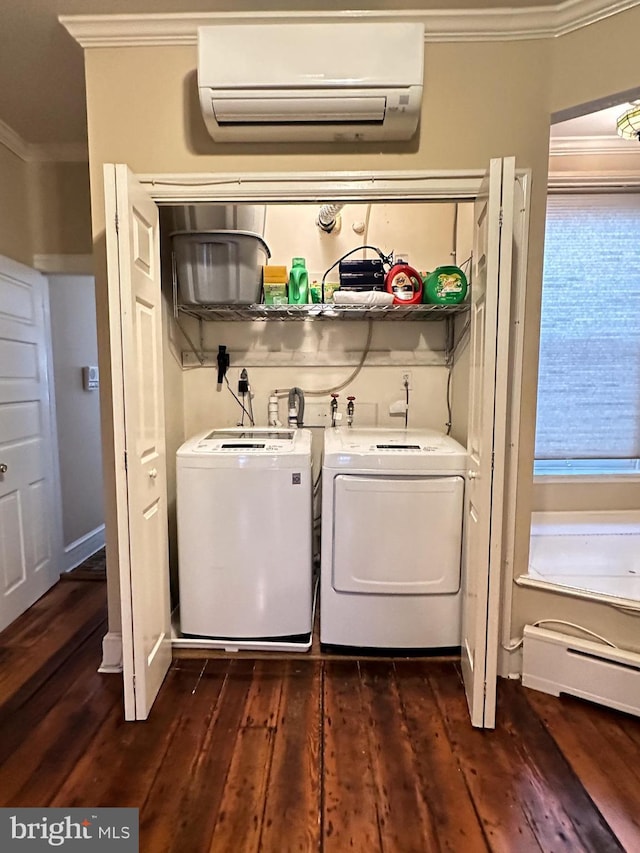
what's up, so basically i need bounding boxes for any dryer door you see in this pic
[332,474,463,594]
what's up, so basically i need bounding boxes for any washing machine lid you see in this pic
[323,428,467,471]
[177,427,312,461]
[201,429,296,450]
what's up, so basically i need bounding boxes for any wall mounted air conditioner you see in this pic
[197,22,424,143]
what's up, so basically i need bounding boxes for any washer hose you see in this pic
[316,203,344,233]
[288,387,305,427]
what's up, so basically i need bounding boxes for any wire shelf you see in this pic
[176,303,470,322]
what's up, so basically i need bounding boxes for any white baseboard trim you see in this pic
[60,525,105,573]
[522,625,640,717]
[98,632,123,673]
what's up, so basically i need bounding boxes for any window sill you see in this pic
[515,574,640,613]
[534,473,640,485]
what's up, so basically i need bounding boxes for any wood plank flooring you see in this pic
[1,579,639,852]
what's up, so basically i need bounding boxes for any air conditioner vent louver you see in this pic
[212,96,387,126]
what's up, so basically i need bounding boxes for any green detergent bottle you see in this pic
[288,257,309,304]
[423,265,468,305]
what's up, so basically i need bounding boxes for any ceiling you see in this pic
[0,0,635,151]
[551,104,631,138]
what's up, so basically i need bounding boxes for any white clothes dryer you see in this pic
[177,427,313,640]
[320,428,466,649]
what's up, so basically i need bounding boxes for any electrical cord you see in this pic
[321,244,393,302]
[404,375,409,428]
[224,375,254,425]
[503,619,618,652]
[445,367,453,435]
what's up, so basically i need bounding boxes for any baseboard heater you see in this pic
[522,625,640,717]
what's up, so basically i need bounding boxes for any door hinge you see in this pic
[498,207,503,228]
[115,212,119,234]
[124,451,128,472]
[491,451,495,471]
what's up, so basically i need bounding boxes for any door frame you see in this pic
[105,167,530,723]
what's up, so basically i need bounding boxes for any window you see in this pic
[534,193,640,476]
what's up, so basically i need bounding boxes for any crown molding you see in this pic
[549,134,640,156]
[552,0,639,35]
[59,1,640,48]
[0,118,88,163]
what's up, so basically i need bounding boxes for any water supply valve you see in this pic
[330,393,340,428]
[346,395,356,427]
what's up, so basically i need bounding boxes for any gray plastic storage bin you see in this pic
[171,230,271,304]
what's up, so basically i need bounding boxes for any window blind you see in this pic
[535,193,640,462]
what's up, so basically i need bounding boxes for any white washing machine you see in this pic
[320,428,466,649]
[177,427,313,640]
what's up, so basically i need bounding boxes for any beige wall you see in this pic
[48,274,104,561]
[30,160,93,258]
[0,146,92,265]
[84,39,552,174]
[82,10,640,654]
[0,144,32,265]
[533,480,640,513]
[550,9,640,117]
[548,151,640,175]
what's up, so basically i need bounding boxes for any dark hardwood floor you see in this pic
[1,577,639,852]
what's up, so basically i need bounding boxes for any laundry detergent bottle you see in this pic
[423,265,468,305]
[288,257,309,304]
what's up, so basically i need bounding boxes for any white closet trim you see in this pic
[140,170,484,204]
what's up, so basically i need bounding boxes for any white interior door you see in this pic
[461,157,515,728]
[0,256,60,633]
[104,164,171,720]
